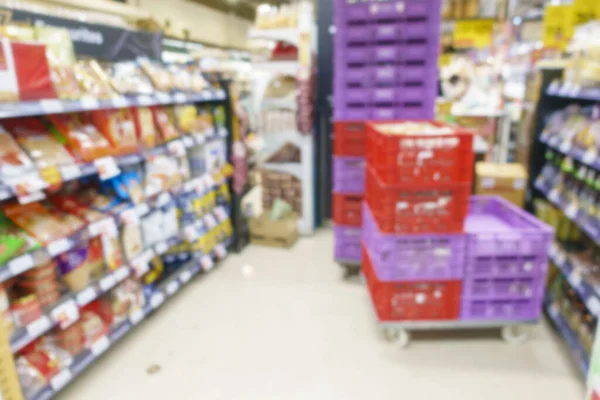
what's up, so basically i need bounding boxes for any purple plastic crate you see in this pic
[335,0,442,22]
[335,225,361,262]
[466,256,548,278]
[465,196,554,258]
[362,203,465,281]
[334,87,373,104]
[462,276,545,300]
[461,298,542,321]
[335,104,372,120]
[333,156,365,193]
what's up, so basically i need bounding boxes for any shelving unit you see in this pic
[526,68,600,378]
[249,4,316,235]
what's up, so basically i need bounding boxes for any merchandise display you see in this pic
[0,18,236,400]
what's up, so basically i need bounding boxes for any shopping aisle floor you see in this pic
[62,229,585,400]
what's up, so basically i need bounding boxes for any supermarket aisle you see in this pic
[62,230,584,400]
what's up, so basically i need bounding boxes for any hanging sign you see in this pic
[453,19,495,49]
[543,4,574,50]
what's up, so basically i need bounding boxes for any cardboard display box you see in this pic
[475,162,528,208]
[249,212,298,248]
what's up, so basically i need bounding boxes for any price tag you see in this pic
[154,241,169,255]
[184,225,199,242]
[216,89,226,99]
[203,173,215,188]
[202,90,212,100]
[587,297,600,316]
[135,203,150,217]
[156,193,172,208]
[91,336,110,356]
[559,141,572,153]
[548,244,557,258]
[26,316,52,338]
[166,281,180,295]
[583,149,597,164]
[137,95,153,106]
[156,93,172,103]
[17,191,46,205]
[129,309,144,325]
[120,208,140,225]
[47,238,73,257]
[167,140,186,157]
[115,266,130,282]
[215,243,227,259]
[179,270,192,283]
[132,250,154,277]
[51,299,80,329]
[94,157,120,180]
[555,250,567,266]
[182,136,195,148]
[570,271,583,288]
[204,214,218,229]
[111,96,129,108]
[200,255,214,271]
[565,203,578,219]
[99,274,117,291]
[174,93,187,103]
[548,189,560,203]
[40,99,64,114]
[150,292,165,309]
[60,164,82,181]
[194,135,206,145]
[76,287,97,306]
[88,218,118,238]
[80,96,100,110]
[8,254,34,276]
[50,369,73,391]
[214,206,228,222]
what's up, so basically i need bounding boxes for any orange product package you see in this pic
[46,113,113,162]
[151,106,179,142]
[3,117,75,169]
[132,107,159,149]
[49,194,105,223]
[3,202,70,245]
[42,201,85,236]
[89,109,139,156]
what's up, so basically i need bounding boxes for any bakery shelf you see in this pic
[539,133,600,172]
[0,90,227,120]
[545,299,590,375]
[546,81,600,102]
[26,251,227,400]
[534,178,600,247]
[0,129,228,203]
[548,243,600,318]
[0,171,223,284]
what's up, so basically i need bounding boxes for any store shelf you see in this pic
[0,128,227,202]
[0,172,222,284]
[546,300,590,375]
[27,249,228,400]
[248,28,301,46]
[548,243,600,318]
[534,178,600,246]
[546,82,600,102]
[0,89,227,120]
[540,133,600,171]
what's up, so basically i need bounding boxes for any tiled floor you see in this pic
[62,229,585,400]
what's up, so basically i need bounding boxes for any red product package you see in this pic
[89,109,139,156]
[151,106,179,142]
[10,41,56,101]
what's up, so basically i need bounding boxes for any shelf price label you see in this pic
[167,140,187,157]
[8,254,35,276]
[129,309,144,325]
[120,208,140,226]
[215,243,227,259]
[184,225,200,242]
[150,292,165,309]
[60,164,82,181]
[47,238,73,257]
[565,203,578,219]
[99,274,117,292]
[154,241,169,255]
[26,316,52,338]
[583,149,597,164]
[179,269,192,283]
[166,281,180,296]
[76,287,97,306]
[50,369,73,391]
[91,336,110,356]
[51,299,80,329]
[200,255,214,271]
[40,99,64,114]
[80,96,100,110]
[88,218,118,238]
[94,157,120,181]
[115,266,130,282]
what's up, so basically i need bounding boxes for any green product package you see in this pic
[0,212,40,265]
[270,199,292,221]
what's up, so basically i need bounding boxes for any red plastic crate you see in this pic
[363,244,461,322]
[334,121,367,156]
[365,165,469,234]
[332,192,363,227]
[366,120,474,185]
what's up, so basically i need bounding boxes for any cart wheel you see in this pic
[382,327,410,347]
[501,325,529,344]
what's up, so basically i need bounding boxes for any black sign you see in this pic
[0,7,162,61]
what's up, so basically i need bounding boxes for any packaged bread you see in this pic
[47,113,114,162]
[4,203,70,245]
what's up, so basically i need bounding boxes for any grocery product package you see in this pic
[90,108,139,156]
[3,202,70,245]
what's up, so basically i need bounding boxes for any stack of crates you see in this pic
[362,121,474,321]
[333,0,442,265]
[333,122,365,264]
[334,0,441,121]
